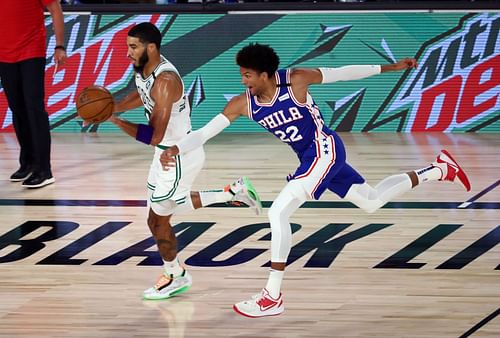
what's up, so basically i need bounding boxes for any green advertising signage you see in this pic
[0,12,498,133]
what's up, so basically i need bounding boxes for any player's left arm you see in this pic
[110,72,181,146]
[147,72,182,146]
[380,58,417,73]
[293,57,417,85]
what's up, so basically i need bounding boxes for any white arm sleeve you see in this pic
[177,113,230,154]
[319,65,381,83]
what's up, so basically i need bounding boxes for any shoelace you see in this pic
[154,274,173,289]
[256,297,267,307]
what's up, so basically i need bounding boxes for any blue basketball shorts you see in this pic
[288,131,364,200]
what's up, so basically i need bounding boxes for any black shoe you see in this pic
[22,172,55,188]
[10,167,32,182]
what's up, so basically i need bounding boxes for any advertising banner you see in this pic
[0,12,498,133]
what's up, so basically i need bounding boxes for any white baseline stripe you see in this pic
[458,202,473,209]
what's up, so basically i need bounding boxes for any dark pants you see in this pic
[0,58,52,174]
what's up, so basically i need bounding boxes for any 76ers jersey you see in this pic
[247,69,331,156]
[135,55,191,147]
[247,69,364,200]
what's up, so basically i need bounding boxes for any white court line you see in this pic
[458,202,472,209]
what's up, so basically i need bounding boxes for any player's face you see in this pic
[127,36,149,73]
[240,67,267,96]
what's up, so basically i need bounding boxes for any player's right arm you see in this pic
[107,90,144,138]
[159,93,247,168]
[112,90,143,113]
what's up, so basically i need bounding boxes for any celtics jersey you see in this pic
[135,56,191,147]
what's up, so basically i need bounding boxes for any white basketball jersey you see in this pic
[135,56,191,147]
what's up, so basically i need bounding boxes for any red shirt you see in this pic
[0,0,56,63]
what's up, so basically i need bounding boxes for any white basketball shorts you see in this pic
[147,145,205,215]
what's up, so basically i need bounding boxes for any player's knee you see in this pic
[268,204,288,227]
[148,209,172,227]
[267,205,281,224]
[344,196,380,213]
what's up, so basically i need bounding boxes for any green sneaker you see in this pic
[143,270,192,300]
[227,176,263,215]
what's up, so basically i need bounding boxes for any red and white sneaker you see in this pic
[233,288,284,318]
[433,149,471,191]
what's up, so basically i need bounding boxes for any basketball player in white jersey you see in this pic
[107,23,262,300]
[159,43,471,317]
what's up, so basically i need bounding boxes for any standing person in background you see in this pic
[0,0,67,188]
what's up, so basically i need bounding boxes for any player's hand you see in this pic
[381,58,417,73]
[160,146,180,171]
[107,114,119,124]
[392,58,417,71]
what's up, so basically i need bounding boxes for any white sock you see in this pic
[199,189,233,206]
[414,165,442,184]
[265,269,284,299]
[163,256,184,277]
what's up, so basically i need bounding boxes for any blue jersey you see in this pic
[247,69,331,156]
[247,69,364,199]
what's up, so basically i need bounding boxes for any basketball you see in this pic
[76,85,114,124]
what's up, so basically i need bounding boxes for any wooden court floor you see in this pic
[0,132,498,338]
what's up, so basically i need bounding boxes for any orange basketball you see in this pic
[76,85,114,124]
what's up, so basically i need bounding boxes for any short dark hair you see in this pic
[128,22,162,50]
[236,43,280,78]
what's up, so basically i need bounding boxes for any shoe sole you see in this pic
[10,176,31,182]
[441,150,471,192]
[10,172,32,182]
[242,176,263,215]
[143,284,191,300]
[232,304,284,318]
[22,177,55,189]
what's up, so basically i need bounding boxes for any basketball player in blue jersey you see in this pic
[106,23,262,301]
[159,43,471,317]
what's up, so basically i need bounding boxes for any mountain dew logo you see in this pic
[366,13,499,132]
[0,14,170,132]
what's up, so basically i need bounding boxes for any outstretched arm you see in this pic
[159,94,247,168]
[291,57,418,86]
[380,58,417,73]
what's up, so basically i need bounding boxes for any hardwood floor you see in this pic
[0,132,498,338]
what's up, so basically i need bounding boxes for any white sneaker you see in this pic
[226,176,263,215]
[233,288,284,318]
[433,149,471,191]
[143,270,192,300]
